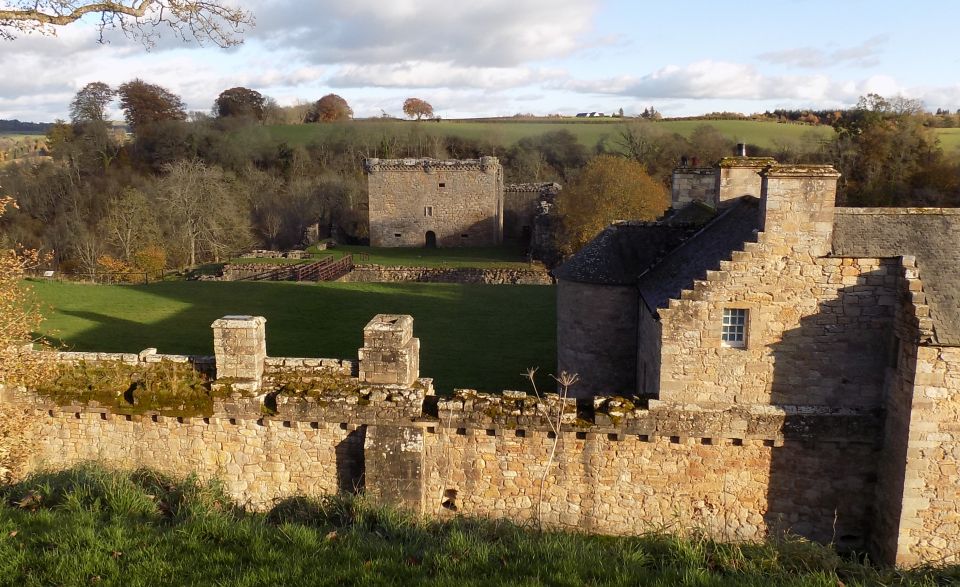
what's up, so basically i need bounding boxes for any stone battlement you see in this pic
[364,157,500,173]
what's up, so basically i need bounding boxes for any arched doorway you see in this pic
[425,231,437,248]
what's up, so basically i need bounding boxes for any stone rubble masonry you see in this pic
[365,157,504,248]
[357,314,420,387]
[339,265,553,285]
[212,316,267,392]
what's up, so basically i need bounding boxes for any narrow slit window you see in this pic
[425,206,434,217]
[394,233,402,238]
[438,182,446,188]
[721,308,748,348]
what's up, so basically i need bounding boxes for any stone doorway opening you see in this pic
[425,231,437,248]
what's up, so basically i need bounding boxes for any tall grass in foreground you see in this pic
[0,465,958,586]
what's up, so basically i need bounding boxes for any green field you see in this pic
[265,119,835,151]
[264,118,960,154]
[230,245,534,269]
[30,280,556,393]
[2,465,955,586]
[937,127,960,152]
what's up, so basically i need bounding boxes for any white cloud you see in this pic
[253,0,598,67]
[327,61,565,90]
[757,35,889,69]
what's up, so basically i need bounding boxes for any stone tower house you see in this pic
[365,157,504,247]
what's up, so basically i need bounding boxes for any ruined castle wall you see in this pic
[340,265,553,285]
[671,168,717,208]
[424,395,880,546]
[557,280,638,397]
[366,158,503,248]
[503,186,542,240]
[12,386,880,548]
[26,407,356,507]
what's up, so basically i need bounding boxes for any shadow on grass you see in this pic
[32,281,556,394]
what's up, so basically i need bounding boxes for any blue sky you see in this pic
[1,0,958,122]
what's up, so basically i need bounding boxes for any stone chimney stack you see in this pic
[715,156,777,204]
[759,165,840,256]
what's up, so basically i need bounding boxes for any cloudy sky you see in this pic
[2,0,959,122]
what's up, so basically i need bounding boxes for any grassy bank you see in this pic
[30,280,555,393]
[1,465,955,586]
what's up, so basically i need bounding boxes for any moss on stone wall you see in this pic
[33,360,216,417]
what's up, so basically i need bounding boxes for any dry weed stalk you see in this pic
[525,367,579,529]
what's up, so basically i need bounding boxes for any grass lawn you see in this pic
[2,466,955,586]
[29,280,555,394]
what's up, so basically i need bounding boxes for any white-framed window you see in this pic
[721,308,748,348]
[425,206,434,217]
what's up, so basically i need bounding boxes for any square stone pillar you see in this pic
[212,315,267,392]
[358,314,420,387]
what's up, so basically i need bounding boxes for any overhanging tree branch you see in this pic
[0,1,253,47]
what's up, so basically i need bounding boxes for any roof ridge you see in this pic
[635,197,755,283]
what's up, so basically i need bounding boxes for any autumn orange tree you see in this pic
[0,196,48,384]
[305,94,353,123]
[0,195,51,481]
[403,98,434,121]
[555,155,669,255]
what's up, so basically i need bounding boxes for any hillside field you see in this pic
[265,119,835,151]
[29,280,556,394]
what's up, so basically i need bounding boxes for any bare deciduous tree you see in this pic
[0,0,253,46]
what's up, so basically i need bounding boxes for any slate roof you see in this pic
[832,209,960,346]
[553,199,758,290]
[637,197,761,310]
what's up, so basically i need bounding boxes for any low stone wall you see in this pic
[340,264,554,285]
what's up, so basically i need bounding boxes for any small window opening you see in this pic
[721,308,748,348]
[425,206,434,217]
[461,234,469,238]
[394,233,402,238]
[438,182,446,188]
